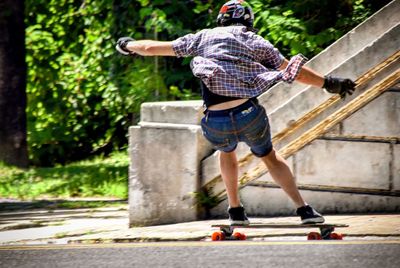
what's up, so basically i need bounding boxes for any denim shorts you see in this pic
[201,99,273,157]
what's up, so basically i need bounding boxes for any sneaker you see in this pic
[296,205,325,224]
[228,206,250,226]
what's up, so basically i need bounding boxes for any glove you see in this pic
[116,37,135,56]
[323,76,356,99]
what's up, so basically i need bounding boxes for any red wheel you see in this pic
[233,232,246,240]
[240,233,247,240]
[211,231,225,241]
[307,232,322,240]
[330,233,343,240]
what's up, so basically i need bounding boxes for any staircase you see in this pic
[128,1,400,226]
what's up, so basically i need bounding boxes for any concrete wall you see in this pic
[294,90,399,190]
[340,90,400,137]
[128,123,212,226]
[295,141,393,190]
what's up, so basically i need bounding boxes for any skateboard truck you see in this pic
[319,226,335,239]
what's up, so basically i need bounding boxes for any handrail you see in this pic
[272,50,400,147]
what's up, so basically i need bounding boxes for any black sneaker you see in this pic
[296,205,325,224]
[228,206,250,226]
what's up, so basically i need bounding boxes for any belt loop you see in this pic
[203,108,209,122]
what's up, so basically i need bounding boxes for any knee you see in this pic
[261,149,284,168]
[219,151,238,167]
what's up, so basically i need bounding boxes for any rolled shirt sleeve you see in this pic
[281,54,307,83]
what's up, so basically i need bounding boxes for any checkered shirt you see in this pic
[172,26,306,98]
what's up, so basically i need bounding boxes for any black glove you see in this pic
[116,37,135,56]
[323,76,356,99]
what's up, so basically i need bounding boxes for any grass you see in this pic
[0,152,129,200]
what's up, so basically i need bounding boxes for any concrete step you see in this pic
[140,100,203,125]
[211,187,400,218]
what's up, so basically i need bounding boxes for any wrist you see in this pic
[323,75,340,94]
[322,75,330,89]
[315,75,325,88]
[125,41,134,52]
[117,37,135,53]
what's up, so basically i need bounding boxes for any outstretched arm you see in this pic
[278,59,355,98]
[117,37,175,56]
[126,40,175,56]
[278,59,324,88]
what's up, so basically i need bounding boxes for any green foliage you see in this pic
[0,152,129,199]
[191,188,221,210]
[251,0,388,58]
[25,0,204,166]
[25,0,389,166]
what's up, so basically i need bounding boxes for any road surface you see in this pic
[1,240,399,268]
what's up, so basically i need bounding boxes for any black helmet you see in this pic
[216,1,254,29]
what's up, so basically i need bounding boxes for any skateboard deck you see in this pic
[211,223,349,241]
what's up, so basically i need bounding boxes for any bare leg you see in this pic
[260,148,306,208]
[219,151,241,208]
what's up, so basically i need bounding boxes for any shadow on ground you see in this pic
[0,199,127,212]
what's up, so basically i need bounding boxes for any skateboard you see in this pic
[211,223,349,241]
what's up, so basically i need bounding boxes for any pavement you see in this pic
[0,201,399,245]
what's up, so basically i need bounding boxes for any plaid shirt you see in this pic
[172,26,306,98]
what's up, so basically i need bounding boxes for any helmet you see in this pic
[216,1,254,29]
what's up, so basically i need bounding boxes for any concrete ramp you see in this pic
[128,1,400,225]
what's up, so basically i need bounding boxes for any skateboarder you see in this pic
[116,0,355,225]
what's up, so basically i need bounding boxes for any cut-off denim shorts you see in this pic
[201,99,273,157]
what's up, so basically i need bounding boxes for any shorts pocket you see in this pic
[201,127,230,149]
[243,115,271,144]
[201,119,233,150]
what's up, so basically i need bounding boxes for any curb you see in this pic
[67,233,400,245]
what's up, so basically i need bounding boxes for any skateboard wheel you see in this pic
[233,232,246,240]
[307,232,322,240]
[211,231,225,241]
[330,233,343,240]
